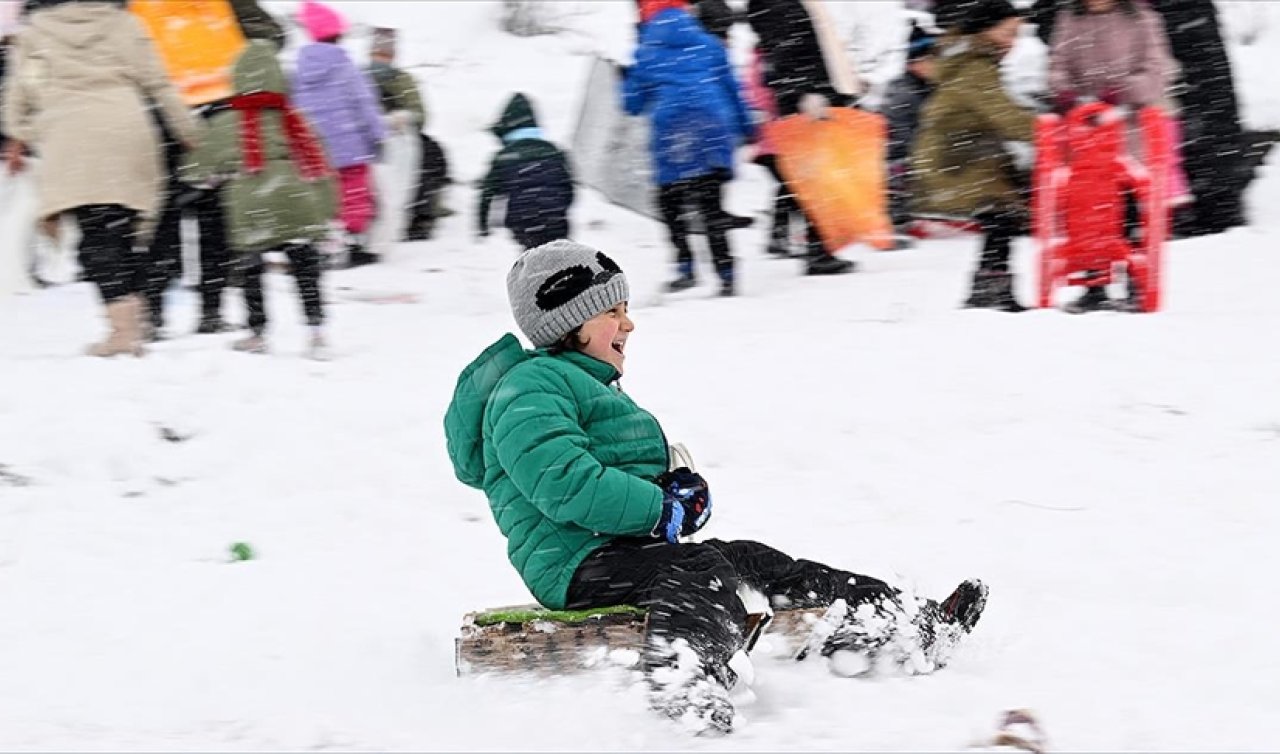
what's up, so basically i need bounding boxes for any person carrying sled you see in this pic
[443,238,988,735]
[1046,0,1178,313]
[292,0,385,268]
[622,0,754,296]
[912,0,1035,312]
[2,0,200,357]
[366,26,453,242]
[1036,0,1255,238]
[130,0,286,338]
[476,92,574,251]
[745,0,859,274]
[179,40,337,360]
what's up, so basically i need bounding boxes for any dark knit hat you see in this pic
[960,0,1022,35]
[906,21,937,61]
[507,240,630,348]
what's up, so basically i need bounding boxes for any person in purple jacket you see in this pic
[292,0,385,267]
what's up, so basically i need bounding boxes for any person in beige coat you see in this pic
[1,0,199,356]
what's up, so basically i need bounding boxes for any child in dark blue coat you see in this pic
[622,0,753,296]
[477,93,574,250]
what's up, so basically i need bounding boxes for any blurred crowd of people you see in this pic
[1,0,452,358]
[0,0,1273,358]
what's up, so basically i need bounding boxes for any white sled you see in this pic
[368,128,422,259]
[0,167,39,296]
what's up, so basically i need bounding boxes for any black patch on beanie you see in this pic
[597,253,621,273]
[536,266,594,311]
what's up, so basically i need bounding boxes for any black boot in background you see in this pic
[964,270,1026,312]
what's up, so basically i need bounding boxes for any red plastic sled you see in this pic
[1034,103,1171,312]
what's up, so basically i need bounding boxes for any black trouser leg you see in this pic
[704,539,896,610]
[567,538,747,674]
[284,243,324,327]
[412,133,449,223]
[74,205,141,303]
[657,181,695,273]
[143,141,184,327]
[888,159,912,229]
[240,254,268,334]
[194,188,230,318]
[976,209,1019,272]
[761,156,795,235]
[762,156,825,255]
[566,537,900,675]
[693,175,734,281]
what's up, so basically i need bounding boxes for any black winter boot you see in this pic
[195,314,231,334]
[667,273,697,292]
[766,222,792,257]
[939,579,988,633]
[404,216,435,241]
[964,271,1026,312]
[645,639,736,736]
[667,260,698,292]
[805,254,856,275]
[346,244,378,269]
[718,272,735,297]
[1064,285,1110,314]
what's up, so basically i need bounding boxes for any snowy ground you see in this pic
[2,2,1279,750]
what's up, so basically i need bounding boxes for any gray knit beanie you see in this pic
[507,240,630,348]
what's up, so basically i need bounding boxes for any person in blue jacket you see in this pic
[622,0,754,297]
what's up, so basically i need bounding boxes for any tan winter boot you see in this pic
[231,331,268,354]
[87,295,145,357]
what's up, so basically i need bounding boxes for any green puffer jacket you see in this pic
[179,41,337,254]
[910,34,1036,217]
[444,334,667,609]
[368,62,426,129]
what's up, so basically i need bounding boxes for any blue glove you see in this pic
[652,496,686,544]
[651,469,712,543]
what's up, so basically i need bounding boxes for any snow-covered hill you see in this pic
[1,1,1277,750]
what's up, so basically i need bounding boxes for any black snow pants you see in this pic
[758,155,824,251]
[74,204,142,304]
[240,242,325,334]
[657,174,735,282]
[975,208,1025,273]
[145,122,232,328]
[566,537,896,677]
[407,133,450,229]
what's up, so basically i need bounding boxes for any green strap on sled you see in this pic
[471,604,647,627]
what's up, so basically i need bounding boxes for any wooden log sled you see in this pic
[456,603,828,676]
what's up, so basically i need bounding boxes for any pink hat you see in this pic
[298,0,347,42]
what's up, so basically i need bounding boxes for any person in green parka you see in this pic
[443,239,989,735]
[180,40,338,360]
[911,0,1035,312]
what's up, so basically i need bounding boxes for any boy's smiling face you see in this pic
[577,303,633,375]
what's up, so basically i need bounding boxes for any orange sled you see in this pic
[766,108,894,252]
[131,0,248,107]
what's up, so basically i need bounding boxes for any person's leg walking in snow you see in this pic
[74,205,147,357]
[658,179,699,292]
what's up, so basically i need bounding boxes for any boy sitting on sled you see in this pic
[443,239,988,734]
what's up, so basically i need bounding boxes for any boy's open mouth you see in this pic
[611,340,626,355]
